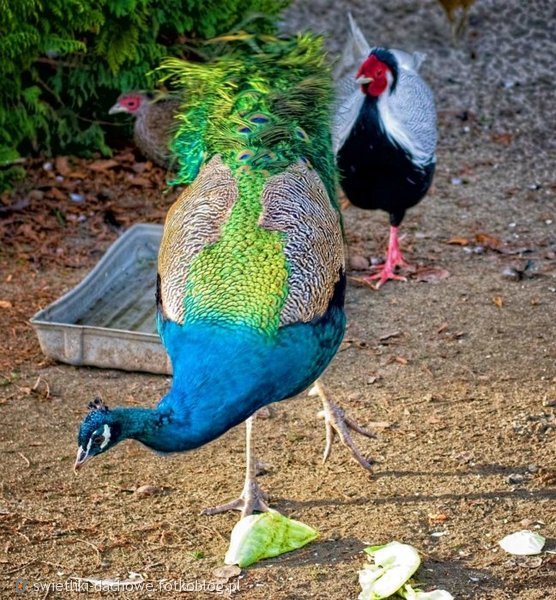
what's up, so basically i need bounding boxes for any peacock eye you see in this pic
[93,435,105,445]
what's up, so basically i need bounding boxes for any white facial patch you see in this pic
[76,437,93,464]
[99,424,111,449]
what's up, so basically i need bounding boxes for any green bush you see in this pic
[0,0,290,190]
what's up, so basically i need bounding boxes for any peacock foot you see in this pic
[201,477,270,518]
[311,380,375,472]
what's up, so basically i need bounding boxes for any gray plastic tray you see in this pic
[31,223,172,374]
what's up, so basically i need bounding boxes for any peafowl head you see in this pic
[356,49,399,98]
[74,398,121,472]
[108,92,152,116]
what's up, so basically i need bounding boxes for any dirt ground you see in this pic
[1,0,555,598]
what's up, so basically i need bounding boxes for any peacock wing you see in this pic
[260,161,345,327]
[157,155,237,327]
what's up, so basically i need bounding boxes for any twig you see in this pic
[0,199,30,215]
[35,57,77,68]
[77,114,127,127]
[0,157,27,166]
[42,560,71,571]
[18,452,31,468]
[15,529,30,543]
[32,376,50,400]
[199,524,227,543]
[74,538,102,560]
[5,559,36,574]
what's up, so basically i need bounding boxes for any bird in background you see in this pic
[109,91,180,168]
[76,31,373,517]
[333,15,437,288]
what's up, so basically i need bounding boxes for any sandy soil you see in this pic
[0,0,554,598]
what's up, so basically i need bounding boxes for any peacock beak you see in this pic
[73,445,91,473]
[355,75,373,85]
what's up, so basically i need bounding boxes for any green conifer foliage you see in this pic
[0,0,290,190]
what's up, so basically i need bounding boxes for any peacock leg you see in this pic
[201,414,270,518]
[311,379,375,472]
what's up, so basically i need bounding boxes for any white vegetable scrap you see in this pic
[399,583,454,600]
[358,542,421,600]
[498,530,546,556]
[224,509,318,567]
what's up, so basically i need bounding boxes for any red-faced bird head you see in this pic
[108,92,152,115]
[356,49,399,98]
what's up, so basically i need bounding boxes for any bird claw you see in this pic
[201,478,269,518]
[313,381,375,472]
[365,268,407,289]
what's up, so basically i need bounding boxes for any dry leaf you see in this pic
[391,356,408,365]
[127,176,152,187]
[493,296,504,308]
[428,513,449,524]
[446,236,470,246]
[68,169,89,179]
[475,232,503,251]
[54,156,72,175]
[88,159,119,172]
[379,331,402,342]
[47,187,66,201]
[437,322,449,334]
[0,300,13,309]
[491,132,513,145]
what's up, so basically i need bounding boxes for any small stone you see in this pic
[255,460,269,476]
[69,193,85,203]
[501,266,521,281]
[451,177,462,185]
[507,473,525,485]
[525,556,543,568]
[28,190,45,201]
[520,518,534,528]
[431,530,447,537]
[256,406,272,419]
[212,565,241,581]
[349,255,369,271]
[135,484,163,497]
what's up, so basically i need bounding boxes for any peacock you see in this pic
[75,32,373,516]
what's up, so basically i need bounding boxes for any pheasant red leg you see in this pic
[366,225,408,288]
